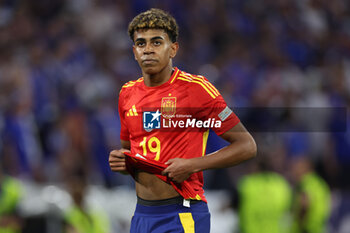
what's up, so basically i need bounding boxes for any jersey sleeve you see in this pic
[118,89,130,141]
[191,76,240,135]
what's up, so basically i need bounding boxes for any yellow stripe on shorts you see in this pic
[179,213,195,233]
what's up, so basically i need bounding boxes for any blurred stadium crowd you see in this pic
[0,0,350,232]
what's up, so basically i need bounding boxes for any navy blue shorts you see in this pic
[130,197,210,233]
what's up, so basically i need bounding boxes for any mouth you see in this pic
[142,59,158,65]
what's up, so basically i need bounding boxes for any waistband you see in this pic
[135,196,208,215]
[137,196,201,206]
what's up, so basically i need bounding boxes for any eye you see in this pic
[153,40,161,46]
[135,41,145,47]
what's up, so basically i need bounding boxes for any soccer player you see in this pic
[64,170,110,233]
[0,167,22,233]
[236,156,292,233]
[290,157,331,233]
[109,8,257,233]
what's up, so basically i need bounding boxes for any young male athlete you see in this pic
[109,8,257,233]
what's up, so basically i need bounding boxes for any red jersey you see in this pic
[118,67,240,202]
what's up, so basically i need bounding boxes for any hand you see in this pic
[109,149,130,174]
[162,158,196,183]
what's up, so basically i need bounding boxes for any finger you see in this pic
[109,156,126,161]
[120,148,131,153]
[110,165,126,171]
[110,151,126,157]
[109,162,126,167]
[165,159,175,165]
[111,168,127,173]
[167,172,173,179]
[110,165,126,170]
[110,149,124,155]
[109,158,125,163]
[110,162,126,167]
[109,161,125,166]
[110,153,126,160]
[161,167,169,176]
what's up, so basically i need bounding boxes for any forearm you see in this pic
[162,125,256,183]
[192,136,256,172]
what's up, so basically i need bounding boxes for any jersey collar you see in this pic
[141,67,180,89]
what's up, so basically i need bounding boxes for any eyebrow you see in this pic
[135,36,165,43]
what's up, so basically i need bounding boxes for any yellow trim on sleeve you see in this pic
[178,76,217,99]
[196,75,220,96]
[202,129,209,156]
[122,78,144,88]
[179,213,195,233]
[180,72,220,97]
[177,77,191,82]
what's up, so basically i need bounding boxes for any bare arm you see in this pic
[195,122,257,170]
[121,140,131,150]
[109,140,131,173]
[162,122,257,183]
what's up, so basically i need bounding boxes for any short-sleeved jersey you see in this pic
[118,67,240,201]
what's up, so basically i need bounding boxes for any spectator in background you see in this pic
[235,154,292,233]
[63,169,110,233]
[0,64,44,180]
[290,156,331,233]
[0,167,23,233]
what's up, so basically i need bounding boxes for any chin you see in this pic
[143,66,160,75]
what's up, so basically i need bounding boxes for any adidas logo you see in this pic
[126,105,138,116]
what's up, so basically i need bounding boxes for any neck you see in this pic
[143,63,173,87]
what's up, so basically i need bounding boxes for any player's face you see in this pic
[133,29,178,75]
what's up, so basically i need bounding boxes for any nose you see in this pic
[144,42,154,54]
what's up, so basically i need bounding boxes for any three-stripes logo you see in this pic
[126,105,138,116]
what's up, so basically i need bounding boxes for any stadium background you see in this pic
[0,0,349,232]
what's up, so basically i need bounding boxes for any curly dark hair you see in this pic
[128,8,179,43]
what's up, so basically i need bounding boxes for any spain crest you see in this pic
[161,97,176,119]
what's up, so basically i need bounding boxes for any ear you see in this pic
[169,42,179,58]
[132,45,137,60]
